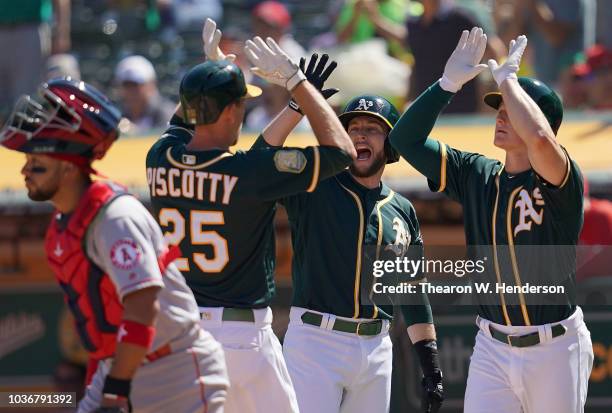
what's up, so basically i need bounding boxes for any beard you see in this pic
[27,186,58,202]
[349,150,386,178]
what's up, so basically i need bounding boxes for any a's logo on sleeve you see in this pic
[110,238,142,270]
[274,150,307,174]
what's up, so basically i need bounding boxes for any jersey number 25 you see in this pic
[158,208,229,273]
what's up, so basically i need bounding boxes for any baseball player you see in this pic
[0,78,229,413]
[146,19,357,413]
[253,93,444,412]
[389,27,594,412]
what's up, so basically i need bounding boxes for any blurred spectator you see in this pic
[577,178,612,282]
[335,0,409,59]
[499,0,585,86]
[406,0,489,113]
[580,45,612,110]
[563,44,612,110]
[245,82,310,132]
[252,1,306,62]
[596,0,611,47]
[342,0,503,113]
[114,55,175,133]
[161,0,222,31]
[0,0,71,119]
[45,53,81,81]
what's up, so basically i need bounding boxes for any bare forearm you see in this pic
[292,81,356,159]
[337,9,361,43]
[407,323,436,343]
[261,106,303,146]
[500,79,554,148]
[109,288,160,379]
[500,79,566,184]
[52,0,71,52]
[372,15,407,44]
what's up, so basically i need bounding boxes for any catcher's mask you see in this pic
[1,77,122,161]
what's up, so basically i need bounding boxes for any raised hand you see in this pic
[202,18,236,62]
[488,35,528,87]
[244,36,305,91]
[289,53,339,113]
[439,27,488,93]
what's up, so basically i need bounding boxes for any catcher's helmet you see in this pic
[180,60,262,125]
[0,77,121,159]
[338,95,400,164]
[484,77,563,134]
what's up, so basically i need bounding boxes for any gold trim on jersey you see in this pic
[339,181,365,319]
[306,146,320,193]
[507,185,532,326]
[371,190,396,319]
[558,151,572,189]
[492,169,512,326]
[436,142,447,192]
[166,147,233,170]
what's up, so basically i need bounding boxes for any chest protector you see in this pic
[45,181,127,360]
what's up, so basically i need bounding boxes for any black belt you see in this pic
[200,308,255,322]
[301,311,384,336]
[489,324,567,347]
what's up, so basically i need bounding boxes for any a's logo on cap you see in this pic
[355,99,374,111]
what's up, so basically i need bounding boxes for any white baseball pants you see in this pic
[464,307,593,413]
[199,306,299,413]
[283,307,393,413]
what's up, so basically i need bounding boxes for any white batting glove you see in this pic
[202,18,236,62]
[488,35,528,87]
[244,36,306,91]
[439,27,488,93]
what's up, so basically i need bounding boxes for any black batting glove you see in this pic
[413,339,444,412]
[421,370,444,413]
[289,53,339,114]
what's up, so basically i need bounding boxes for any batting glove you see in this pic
[202,18,236,62]
[439,27,488,93]
[488,35,528,87]
[289,53,339,113]
[244,36,306,91]
[421,370,444,413]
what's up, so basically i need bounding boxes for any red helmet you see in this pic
[0,78,121,160]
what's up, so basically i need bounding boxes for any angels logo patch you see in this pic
[110,238,142,270]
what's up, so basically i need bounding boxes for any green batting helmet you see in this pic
[484,77,563,135]
[338,95,400,163]
[179,60,262,125]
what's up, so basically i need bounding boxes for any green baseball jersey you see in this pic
[146,123,351,308]
[389,82,583,326]
[254,135,433,324]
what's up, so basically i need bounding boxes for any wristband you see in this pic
[288,99,303,114]
[117,320,155,349]
[413,339,441,377]
[438,76,461,93]
[102,375,131,399]
[286,71,306,92]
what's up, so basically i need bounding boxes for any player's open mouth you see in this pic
[356,148,372,161]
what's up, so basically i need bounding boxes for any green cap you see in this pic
[180,60,262,125]
[484,77,563,134]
